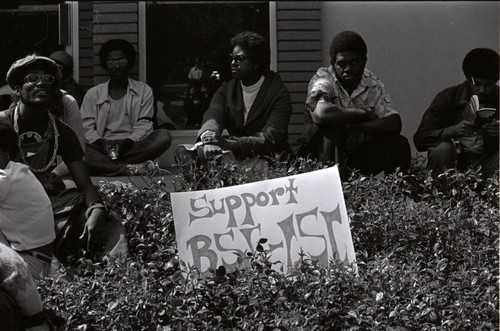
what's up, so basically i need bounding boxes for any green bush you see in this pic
[39,157,499,330]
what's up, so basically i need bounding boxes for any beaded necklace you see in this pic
[13,105,59,173]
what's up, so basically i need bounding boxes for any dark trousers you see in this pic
[0,288,23,331]
[346,135,411,176]
[84,129,172,176]
[427,141,499,177]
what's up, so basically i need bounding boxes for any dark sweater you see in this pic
[198,71,293,159]
[413,81,499,153]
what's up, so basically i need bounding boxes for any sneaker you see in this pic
[126,160,156,176]
[126,160,171,176]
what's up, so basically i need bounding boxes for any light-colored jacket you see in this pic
[81,77,154,143]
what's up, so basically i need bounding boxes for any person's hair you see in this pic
[99,39,136,70]
[230,31,270,73]
[0,121,19,159]
[462,48,500,82]
[329,31,367,61]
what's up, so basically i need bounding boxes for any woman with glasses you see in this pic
[81,39,171,176]
[0,54,128,265]
[175,31,293,173]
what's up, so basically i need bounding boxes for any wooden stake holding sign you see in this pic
[171,165,356,274]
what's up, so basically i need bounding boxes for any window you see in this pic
[0,3,60,86]
[145,2,269,130]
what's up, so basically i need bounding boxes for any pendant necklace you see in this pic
[13,105,59,173]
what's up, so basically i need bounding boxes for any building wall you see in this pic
[78,1,140,91]
[321,1,500,156]
[276,2,322,142]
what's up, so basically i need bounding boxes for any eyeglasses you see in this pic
[229,53,249,63]
[106,58,128,68]
[23,73,55,85]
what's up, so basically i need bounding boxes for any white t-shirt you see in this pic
[0,161,55,251]
[241,75,265,123]
[103,94,133,140]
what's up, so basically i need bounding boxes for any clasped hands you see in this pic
[452,120,499,138]
[95,139,134,160]
[197,131,238,161]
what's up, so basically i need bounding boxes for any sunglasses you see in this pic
[106,58,129,68]
[229,53,249,63]
[24,73,55,84]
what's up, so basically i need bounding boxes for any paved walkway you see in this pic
[64,166,180,192]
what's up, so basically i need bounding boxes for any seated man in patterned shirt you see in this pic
[295,31,411,178]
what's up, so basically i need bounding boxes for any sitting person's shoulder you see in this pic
[128,78,153,92]
[361,68,385,85]
[84,80,108,99]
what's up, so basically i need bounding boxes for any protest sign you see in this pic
[171,165,356,273]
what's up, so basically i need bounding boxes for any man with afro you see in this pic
[296,31,411,178]
[414,48,499,176]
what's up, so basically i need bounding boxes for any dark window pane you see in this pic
[146,2,269,130]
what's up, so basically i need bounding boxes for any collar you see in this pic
[328,66,376,98]
[96,77,139,105]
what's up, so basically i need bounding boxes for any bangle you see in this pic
[85,201,107,219]
[200,130,216,142]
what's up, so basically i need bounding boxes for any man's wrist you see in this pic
[441,126,456,139]
[85,201,107,219]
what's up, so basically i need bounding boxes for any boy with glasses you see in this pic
[81,39,171,176]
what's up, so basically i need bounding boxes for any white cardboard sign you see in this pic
[171,165,356,273]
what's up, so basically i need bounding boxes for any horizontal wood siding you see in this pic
[276,1,322,144]
[78,2,94,91]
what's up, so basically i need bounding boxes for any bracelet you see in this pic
[85,201,107,219]
[200,130,216,142]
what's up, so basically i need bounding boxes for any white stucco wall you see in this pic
[322,1,500,156]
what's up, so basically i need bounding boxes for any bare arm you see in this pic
[350,113,402,136]
[67,160,106,251]
[310,100,371,126]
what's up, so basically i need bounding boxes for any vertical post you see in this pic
[138,1,147,82]
[59,3,69,45]
[69,1,79,83]
[269,1,277,72]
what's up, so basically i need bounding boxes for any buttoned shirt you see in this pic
[81,77,154,143]
[305,66,398,150]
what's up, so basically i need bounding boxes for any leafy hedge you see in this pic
[39,157,499,330]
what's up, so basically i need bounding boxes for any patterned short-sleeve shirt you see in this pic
[305,66,398,149]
